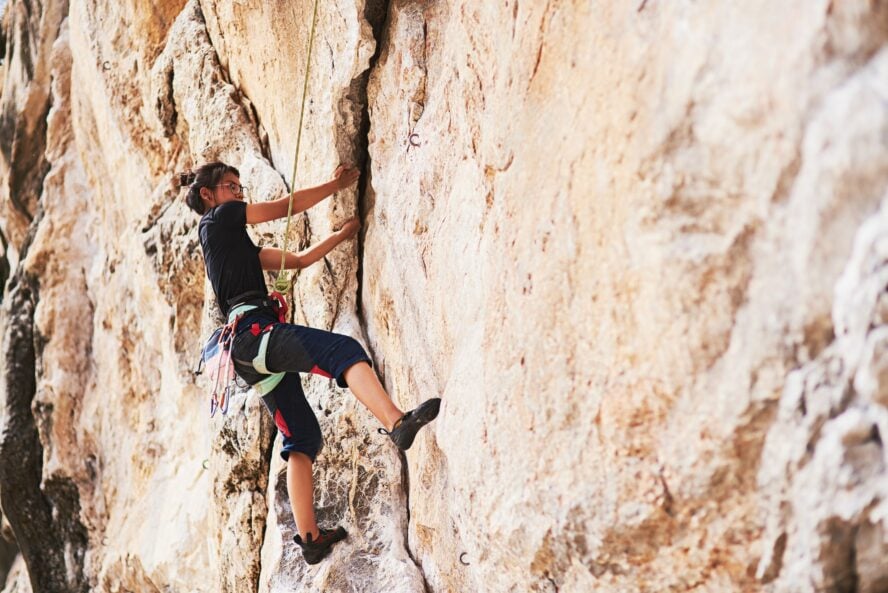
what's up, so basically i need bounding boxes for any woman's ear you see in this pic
[199,187,213,203]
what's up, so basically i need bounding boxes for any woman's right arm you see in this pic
[258,218,360,270]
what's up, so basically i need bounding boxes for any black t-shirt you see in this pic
[199,201,266,316]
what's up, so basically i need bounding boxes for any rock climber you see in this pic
[180,161,441,564]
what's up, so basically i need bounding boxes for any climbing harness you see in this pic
[274,0,321,294]
[197,293,292,416]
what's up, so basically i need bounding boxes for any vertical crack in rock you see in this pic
[0,219,87,593]
[0,10,7,66]
[349,1,432,591]
[0,226,9,301]
[352,0,389,332]
[397,448,432,593]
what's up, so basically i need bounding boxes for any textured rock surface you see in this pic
[757,197,888,592]
[361,1,888,591]
[0,1,886,592]
[0,0,66,256]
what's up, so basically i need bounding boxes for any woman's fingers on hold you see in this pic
[341,217,360,236]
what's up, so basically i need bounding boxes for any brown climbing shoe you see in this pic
[293,526,348,564]
[378,398,442,450]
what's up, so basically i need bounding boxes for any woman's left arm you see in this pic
[246,166,360,225]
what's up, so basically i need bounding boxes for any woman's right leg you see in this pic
[264,373,324,541]
[287,452,319,541]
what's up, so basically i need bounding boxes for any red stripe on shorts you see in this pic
[310,365,333,379]
[274,409,292,437]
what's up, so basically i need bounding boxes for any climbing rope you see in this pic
[274,0,321,293]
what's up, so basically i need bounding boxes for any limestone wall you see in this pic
[0,1,886,592]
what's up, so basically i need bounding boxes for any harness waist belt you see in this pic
[228,303,257,323]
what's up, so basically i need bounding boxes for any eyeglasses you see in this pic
[215,182,247,195]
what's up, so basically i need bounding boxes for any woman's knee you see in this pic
[337,335,367,358]
[281,425,323,463]
[342,359,369,381]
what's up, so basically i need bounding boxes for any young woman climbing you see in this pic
[180,161,441,565]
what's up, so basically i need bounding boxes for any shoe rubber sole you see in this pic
[394,398,441,450]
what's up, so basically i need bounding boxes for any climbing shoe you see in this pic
[378,398,442,450]
[293,526,348,565]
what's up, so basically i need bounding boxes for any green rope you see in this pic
[274,0,321,294]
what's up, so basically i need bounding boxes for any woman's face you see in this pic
[201,172,245,208]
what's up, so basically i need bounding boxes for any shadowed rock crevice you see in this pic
[0,514,19,583]
[0,227,9,301]
[0,255,88,593]
[347,0,434,589]
[0,0,68,233]
[397,448,432,593]
[7,99,48,221]
[0,8,7,66]
[353,0,391,325]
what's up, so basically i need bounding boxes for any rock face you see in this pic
[0,1,886,592]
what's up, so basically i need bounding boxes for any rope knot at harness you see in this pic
[269,291,289,323]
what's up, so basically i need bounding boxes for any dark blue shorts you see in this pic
[230,307,371,462]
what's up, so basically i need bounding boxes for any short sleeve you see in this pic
[213,201,247,229]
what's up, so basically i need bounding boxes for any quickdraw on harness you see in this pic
[200,322,236,417]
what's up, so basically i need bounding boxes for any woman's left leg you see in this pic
[263,324,403,429]
[342,361,402,431]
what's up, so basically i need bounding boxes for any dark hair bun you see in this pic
[178,171,196,188]
[181,162,239,215]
